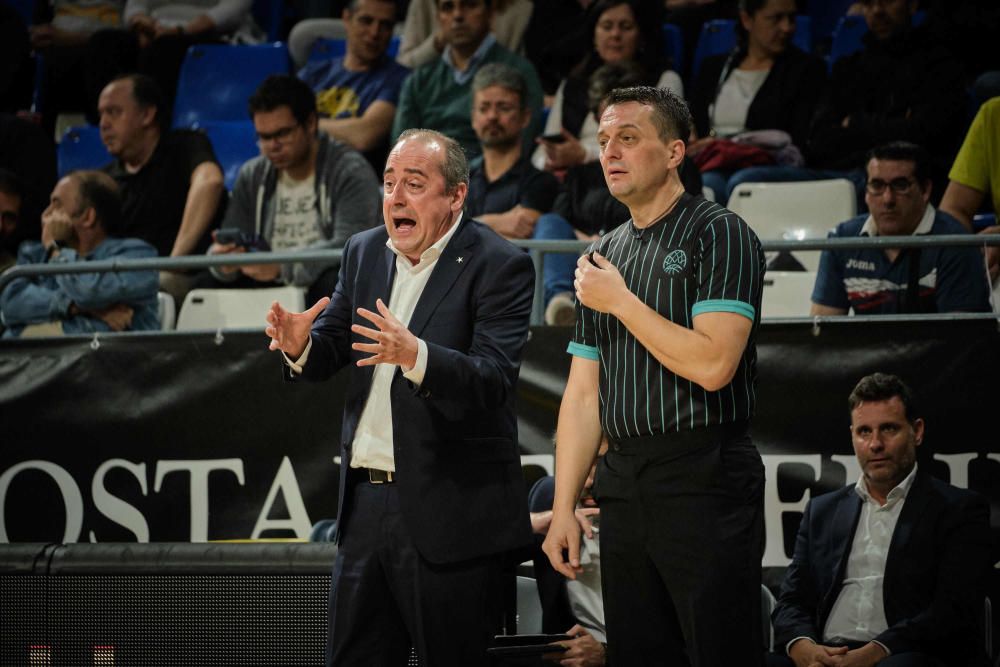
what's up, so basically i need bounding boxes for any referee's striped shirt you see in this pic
[568,193,765,439]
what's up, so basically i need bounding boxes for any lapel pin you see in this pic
[456,256,464,263]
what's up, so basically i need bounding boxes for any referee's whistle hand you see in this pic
[542,513,584,579]
[574,252,627,315]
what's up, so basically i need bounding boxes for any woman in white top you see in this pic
[532,0,683,173]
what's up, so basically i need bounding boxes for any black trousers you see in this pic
[595,421,766,666]
[326,472,505,667]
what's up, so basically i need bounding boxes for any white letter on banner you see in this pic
[251,456,312,539]
[89,459,149,543]
[931,453,978,489]
[154,459,244,542]
[0,461,83,543]
[761,454,822,567]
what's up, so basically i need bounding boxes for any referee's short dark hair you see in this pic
[848,373,918,422]
[248,75,318,127]
[603,85,692,145]
[866,141,931,185]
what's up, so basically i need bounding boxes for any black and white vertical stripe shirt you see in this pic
[568,193,765,439]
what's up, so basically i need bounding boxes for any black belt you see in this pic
[365,468,395,484]
[608,420,749,455]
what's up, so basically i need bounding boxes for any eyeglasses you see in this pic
[865,177,917,195]
[256,124,300,146]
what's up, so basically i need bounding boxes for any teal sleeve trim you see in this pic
[692,299,756,321]
[567,341,599,360]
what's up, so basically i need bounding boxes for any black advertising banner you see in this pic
[1,322,998,567]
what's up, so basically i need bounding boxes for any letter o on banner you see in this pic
[0,460,83,542]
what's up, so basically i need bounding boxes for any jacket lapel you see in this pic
[406,218,478,337]
[885,471,929,570]
[822,492,863,616]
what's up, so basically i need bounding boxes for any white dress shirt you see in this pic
[285,213,464,471]
[823,464,918,651]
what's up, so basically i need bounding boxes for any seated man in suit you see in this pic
[769,372,992,667]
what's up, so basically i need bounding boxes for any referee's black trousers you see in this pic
[595,421,766,666]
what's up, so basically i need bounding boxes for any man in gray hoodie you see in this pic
[208,74,382,304]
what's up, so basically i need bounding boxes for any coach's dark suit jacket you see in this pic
[771,470,992,663]
[292,216,535,565]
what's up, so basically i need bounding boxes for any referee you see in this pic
[542,86,767,666]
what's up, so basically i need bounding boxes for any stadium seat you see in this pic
[805,0,854,43]
[661,23,683,74]
[57,125,112,176]
[761,271,816,318]
[828,11,925,70]
[691,17,812,80]
[197,121,259,190]
[728,179,856,271]
[516,575,542,635]
[827,14,866,70]
[172,43,290,129]
[287,18,346,68]
[794,15,812,54]
[307,35,400,64]
[157,291,176,330]
[252,0,286,42]
[691,19,736,80]
[176,285,306,330]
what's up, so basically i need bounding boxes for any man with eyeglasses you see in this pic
[392,0,544,160]
[810,142,990,315]
[768,372,991,667]
[466,63,557,240]
[206,75,381,305]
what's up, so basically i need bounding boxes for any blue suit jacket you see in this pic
[772,470,991,663]
[292,216,535,565]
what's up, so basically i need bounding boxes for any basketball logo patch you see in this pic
[663,249,687,275]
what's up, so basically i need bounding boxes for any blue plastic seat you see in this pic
[58,125,112,177]
[197,121,260,190]
[307,35,400,64]
[793,15,812,54]
[661,22,684,74]
[172,43,290,128]
[827,14,867,70]
[691,19,736,80]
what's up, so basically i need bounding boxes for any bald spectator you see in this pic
[98,73,224,303]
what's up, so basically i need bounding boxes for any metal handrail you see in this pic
[2,235,999,325]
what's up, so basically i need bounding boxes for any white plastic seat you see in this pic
[176,286,306,331]
[761,271,816,318]
[728,179,857,272]
[157,291,176,330]
[516,575,543,635]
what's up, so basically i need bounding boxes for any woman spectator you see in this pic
[688,0,825,204]
[531,0,683,173]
